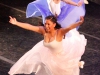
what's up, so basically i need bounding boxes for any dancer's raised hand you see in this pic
[9,16,43,34]
[80,16,84,23]
[9,16,17,25]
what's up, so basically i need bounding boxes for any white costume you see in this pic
[8,29,87,75]
[49,0,61,16]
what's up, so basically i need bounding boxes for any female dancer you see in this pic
[8,15,87,75]
[26,0,88,29]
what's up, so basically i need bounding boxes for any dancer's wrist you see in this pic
[76,3,78,6]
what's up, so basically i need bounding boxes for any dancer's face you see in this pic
[44,19,56,32]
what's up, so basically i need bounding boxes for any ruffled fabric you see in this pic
[26,0,85,29]
[8,29,87,75]
[8,0,87,75]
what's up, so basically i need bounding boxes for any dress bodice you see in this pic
[43,40,63,53]
[43,32,63,53]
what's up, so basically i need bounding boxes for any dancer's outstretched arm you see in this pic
[61,16,84,35]
[9,16,44,34]
[63,0,82,6]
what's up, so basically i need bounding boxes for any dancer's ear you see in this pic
[53,23,56,28]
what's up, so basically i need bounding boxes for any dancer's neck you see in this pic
[53,0,60,4]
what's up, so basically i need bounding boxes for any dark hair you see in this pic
[45,15,62,29]
[38,15,65,38]
[38,15,62,29]
[38,21,44,26]
[46,15,65,39]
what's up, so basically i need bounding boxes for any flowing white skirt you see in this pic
[8,29,87,75]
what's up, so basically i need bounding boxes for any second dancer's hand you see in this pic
[77,0,83,6]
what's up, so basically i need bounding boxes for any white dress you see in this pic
[8,28,87,75]
[48,0,61,16]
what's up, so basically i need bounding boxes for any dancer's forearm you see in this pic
[9,16,42,33]
[67,20,83,30]
[15,22,35,31]
[15,21,42,33]
[61,16,84,34]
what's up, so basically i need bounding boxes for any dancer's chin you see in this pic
[45,29,50,33]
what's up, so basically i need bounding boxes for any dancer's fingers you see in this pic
[9,16,13,19]
[80,16,84,22]
[13,18,16,21]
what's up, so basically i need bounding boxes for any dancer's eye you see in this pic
[46,23,50,26]
[48,24,50,25]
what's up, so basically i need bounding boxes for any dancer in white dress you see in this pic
[48,0,83,17]
[26,0,88,30]
[8,15,87,75]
